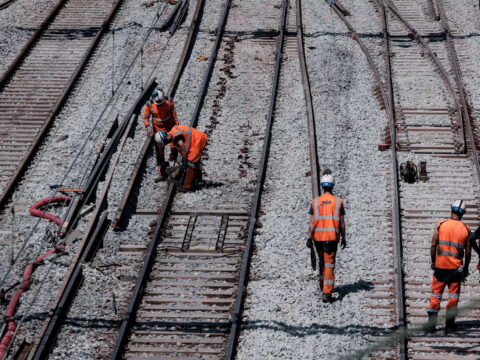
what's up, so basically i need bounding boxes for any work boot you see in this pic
[154,164,168,183]
[177,167,195,192]
[423,311,438,333]
[321,293,333,303]
[445,310,457,334]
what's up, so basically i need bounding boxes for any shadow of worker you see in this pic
[334,279,375,302]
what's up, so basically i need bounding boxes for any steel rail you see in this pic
[384,0,466,152]
[0,0,124,213]
[377,1,407,358]
[0,0,17,10]
[330,1,407,357]
[436,0,480,181]
[225,0,287,358]
[328,1,390,117]
[112,0,206,229]
[0,0,67,89]
[296,0,319,198]
[110,0,232,356]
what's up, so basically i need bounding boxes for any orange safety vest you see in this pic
[142,98,178,131]
[311,193,342,242]
[435,219,470,270]
[169,125,207,163]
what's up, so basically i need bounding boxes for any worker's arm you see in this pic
[468,228,480,256]
[430,225,439,270]
[464,240,471,281]
[340,215,346,249]
[170,100,179,124]
[175,138,188,164]
[143,105,153,137]
[307,215,314,239]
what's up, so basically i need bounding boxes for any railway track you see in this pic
[330,0,480,358]
[383,1,480,359]
[0,0,122,212]
[108,0,290,358]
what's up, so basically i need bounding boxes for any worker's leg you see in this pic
[313,243,324,288]
[323,250,336,295]
[425,274,446,332]
[446,280,461,331]
[154,139,167,180]
[429,274,446,312]
[177,164,196,191]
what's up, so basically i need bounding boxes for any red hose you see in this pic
[0,246,62,358]
[0,196,70,357]
[29,196,71,226]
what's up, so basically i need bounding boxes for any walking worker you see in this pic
[307,172,346,303]
[424,200,471,333]
[143,86,179,182]
[154,124,207,191]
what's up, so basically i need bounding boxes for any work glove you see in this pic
[340,238,346,250]
[146,126,153,137]
[431,263,435,271]
[306,238,313,249]
[462,269,469,283]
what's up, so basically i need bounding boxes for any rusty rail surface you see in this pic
[376,1,407,358]
[0,0,17,10]
[0,0,123,213]
[296,0,320,198]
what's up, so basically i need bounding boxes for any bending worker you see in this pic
[143,87,179,182]
[307,172,346,303]
[155,124,207,191]
[425,200,471,333]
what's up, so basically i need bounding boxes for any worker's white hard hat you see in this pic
[451,200,466,215]
[152,88,165,105]
[154,131,166,145]
[320,174,335,188]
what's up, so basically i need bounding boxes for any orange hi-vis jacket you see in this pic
[142,98,178,132]
[311,192,342,242]
[435,219,470,270]
[169,125,207,163]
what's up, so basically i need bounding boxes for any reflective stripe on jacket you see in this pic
[312,193,342,242]
[435,219,470,270]
[142,98,178,130]
[169,125,207,163]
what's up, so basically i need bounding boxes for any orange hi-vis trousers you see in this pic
[316,248,336,294]
[429,274,461,313]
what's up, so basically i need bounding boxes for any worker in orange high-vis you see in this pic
[424,200,471,333]
[307,173,346,303]
[154,124,207,191]
[143,87,179,182]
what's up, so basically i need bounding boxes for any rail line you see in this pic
[330,0,480,358]
[383,1,480,359]
[0,0,123,213]
[108,0,289,359]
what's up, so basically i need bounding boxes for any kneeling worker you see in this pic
[155,124,207,191]
[143,87,179,182]
[307,172,346,303]
[425,200,471,333]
